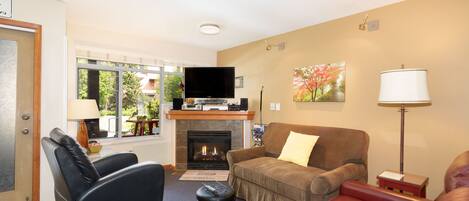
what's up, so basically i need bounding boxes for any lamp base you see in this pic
[77,120,89,149]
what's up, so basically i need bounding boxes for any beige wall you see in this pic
[218,0,469,198]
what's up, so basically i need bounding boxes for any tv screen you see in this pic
[184,67,235,98]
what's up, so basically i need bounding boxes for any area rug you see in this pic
[179,170,230,181]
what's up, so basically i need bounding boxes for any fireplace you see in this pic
[187,130,231,170]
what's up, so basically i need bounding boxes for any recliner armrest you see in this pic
[92,153,138,177]
[311,163,367,195]
[78,162,164,201]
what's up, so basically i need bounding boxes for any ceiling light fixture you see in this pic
[200,23,220,35]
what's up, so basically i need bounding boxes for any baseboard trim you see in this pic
[163,164,175,171]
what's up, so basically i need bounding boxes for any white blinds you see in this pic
[75,48,201,67]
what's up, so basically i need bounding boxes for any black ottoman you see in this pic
[196,182,235,201]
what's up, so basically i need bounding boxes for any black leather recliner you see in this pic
[42,128,165,201]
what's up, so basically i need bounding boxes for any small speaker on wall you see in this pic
[173,98,183,110]
[240,98,248,111]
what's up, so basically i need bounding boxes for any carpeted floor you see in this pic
[164,170,244,201]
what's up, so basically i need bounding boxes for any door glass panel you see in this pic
[0,40,17,192]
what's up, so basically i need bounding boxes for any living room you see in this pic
[1,0,469,201]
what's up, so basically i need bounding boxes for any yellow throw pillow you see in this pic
[278,131,319,167]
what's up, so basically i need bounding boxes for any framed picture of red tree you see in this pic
[293,62,345,102]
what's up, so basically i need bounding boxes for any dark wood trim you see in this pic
[0,18,42,30]
[32,23,42,201]
[166,110,255,120]
[0,18,42,201]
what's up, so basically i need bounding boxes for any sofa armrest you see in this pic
[311,163,367,195]
[227,146,265,168]
[92,153,138,177]
[78,162,164,201]
[332,180,429,201]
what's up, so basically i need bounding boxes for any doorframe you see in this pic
[0,18,42,201]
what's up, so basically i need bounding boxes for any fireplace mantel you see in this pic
[166,110,255,120]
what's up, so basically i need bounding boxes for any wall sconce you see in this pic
[359,14,380,32]
[265,40,286,51]
[359,15,369,31]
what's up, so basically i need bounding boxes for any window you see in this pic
[78,68,118,138]
[163,74,183,102]
[77,58,183,139]
[162,65,183,102]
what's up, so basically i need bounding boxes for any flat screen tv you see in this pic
[184,67,235,98]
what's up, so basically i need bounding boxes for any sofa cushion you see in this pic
[263,123,369,171]
[233,157,326,201]
[278,131,319,167]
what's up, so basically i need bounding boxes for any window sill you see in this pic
[96,135,165,146]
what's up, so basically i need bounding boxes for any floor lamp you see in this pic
[378,68,431,175]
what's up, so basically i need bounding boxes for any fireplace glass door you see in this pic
[187,130,231,170]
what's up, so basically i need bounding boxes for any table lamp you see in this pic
[378,67,431,175]
[68,99,100,148]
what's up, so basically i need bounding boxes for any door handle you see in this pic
[21,128,30,135]
[21,113,31,120]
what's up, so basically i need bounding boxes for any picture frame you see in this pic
[235,76,244,88]
[293,62,346,102]
[0,0,12,18]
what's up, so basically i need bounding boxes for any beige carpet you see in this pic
[179,170,230,181]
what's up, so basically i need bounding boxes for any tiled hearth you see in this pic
[175,120,244,170]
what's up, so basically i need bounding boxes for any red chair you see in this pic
[332,180,428,201]
[332,151,469,201]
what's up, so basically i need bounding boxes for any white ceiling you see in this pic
[66,0,401,51]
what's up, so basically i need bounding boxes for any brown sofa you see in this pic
[227,122,369,201]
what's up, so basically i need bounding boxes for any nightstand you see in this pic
[377,170,429,198]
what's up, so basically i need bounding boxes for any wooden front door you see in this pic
[0,19,41,201]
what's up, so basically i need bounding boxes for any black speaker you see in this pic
[240,98,248,111]
[173,98,183,110]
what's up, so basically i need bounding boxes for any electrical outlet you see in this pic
[270,103,276,111]
[275,103,281,111]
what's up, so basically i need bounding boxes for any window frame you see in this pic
[76,58,184,141]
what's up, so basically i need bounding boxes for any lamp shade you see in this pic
[379,68,431,104]
[68,99,100,120]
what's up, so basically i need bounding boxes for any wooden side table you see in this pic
[126,119,159,136]
[377,170,429,198]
